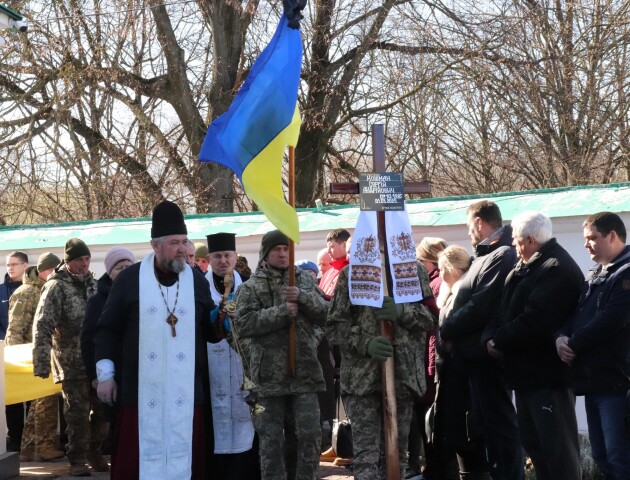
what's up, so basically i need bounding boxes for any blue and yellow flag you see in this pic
[199,14,302,243]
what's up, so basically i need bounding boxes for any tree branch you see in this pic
[329,41,551,71]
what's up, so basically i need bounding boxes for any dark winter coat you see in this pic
[426,267,441,378]
[488,238,583,389]
[439,225,517,360]
[94,262,214,405]
[81,273,113,381]
[560,245,630,395]
[0,273,22,339]
[432,284,483,449]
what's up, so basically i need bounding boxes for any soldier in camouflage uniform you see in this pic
[32,239,109,477]
[326,263,435,480]
[6,252,64,462]
[234,230,328,480]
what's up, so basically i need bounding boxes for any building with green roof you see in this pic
[1,181,628,438]
[0,182,628,276]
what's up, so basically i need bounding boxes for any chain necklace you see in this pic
[212,273,225,294]
[158,281,180,337]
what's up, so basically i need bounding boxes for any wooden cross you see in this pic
[329,125,431,200]
[329,124,431,480]
[166,313,178,337]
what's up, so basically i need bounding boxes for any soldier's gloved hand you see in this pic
[97,379,118,406]
[367,336,393,362]
[374,296,403,322]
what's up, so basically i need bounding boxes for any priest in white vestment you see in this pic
[205,232,259,478]
[94,200,215,480]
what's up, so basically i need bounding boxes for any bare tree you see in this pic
[2,0,630,226]
[410,0,630,192]
[1,0,445,220]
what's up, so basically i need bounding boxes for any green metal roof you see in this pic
[0,4,23,20]
[406,182,630,227]
[0,182,628,250]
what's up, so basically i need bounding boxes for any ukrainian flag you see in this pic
[199,13,302,243]
[3,344,61,404]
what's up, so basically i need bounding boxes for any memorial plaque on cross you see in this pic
[329,124,431,480]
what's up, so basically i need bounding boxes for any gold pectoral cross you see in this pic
[166,313,178,337]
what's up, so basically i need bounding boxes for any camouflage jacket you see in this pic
[5,266,45,346]
[32,265,97,382]
[233,265,328,397]
[326,265,435,398]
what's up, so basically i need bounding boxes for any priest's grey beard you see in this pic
[169,258,186,273]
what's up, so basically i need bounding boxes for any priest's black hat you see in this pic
[207,232,236,253]
[151,200,188,239]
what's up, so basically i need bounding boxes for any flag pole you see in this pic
[288,145,297,377]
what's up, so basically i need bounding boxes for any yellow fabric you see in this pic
[4,343,61,405]
[242,107,301,243]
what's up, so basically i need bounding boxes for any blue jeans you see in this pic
[585,393,630,480]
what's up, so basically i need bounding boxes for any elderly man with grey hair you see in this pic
[482,211,584,480]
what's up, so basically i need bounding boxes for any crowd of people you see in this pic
[1,199,629,480]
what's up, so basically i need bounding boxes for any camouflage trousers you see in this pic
[253,393,321,480]
[343,389,413,480]
[61,379,109,464]
[21,394,59,454]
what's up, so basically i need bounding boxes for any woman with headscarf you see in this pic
[80,246,136,439]
[82,247,136,386]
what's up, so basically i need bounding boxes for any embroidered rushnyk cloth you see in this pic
[138,253,195,480]
[385,207,424,303]
[349,210,383,307]
[349,207,423,307]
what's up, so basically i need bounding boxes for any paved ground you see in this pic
[15,457,354,479]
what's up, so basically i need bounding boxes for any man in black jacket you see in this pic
[1,250,28,452]
[1,251,28,339]
[556,212,630,480]
[484,212,583,480]
[439,200,523,480]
